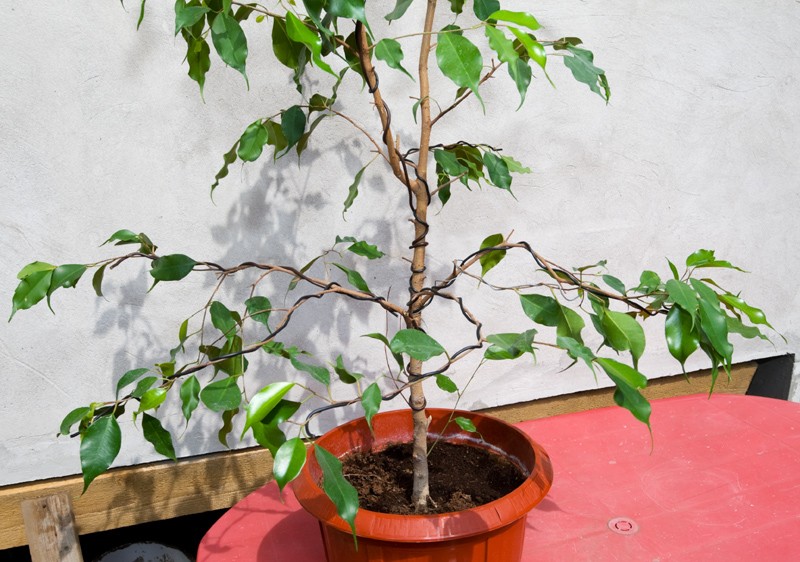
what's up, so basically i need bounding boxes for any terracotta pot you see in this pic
[292,408,553,562]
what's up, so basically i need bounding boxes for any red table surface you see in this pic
[198,394,800,561]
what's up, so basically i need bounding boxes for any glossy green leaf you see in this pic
[180,375,201,422]
[130,376,158,399]
[390,329,446,361]
[602,274,625,294]
[595,358,651,427]
[45,264,87,308]
[479,233,506,276]
[262,399,302,427]
[508,28,546,70]
[333,355,363,384]
[315,446,358,538]
[485,25,517,63]
[252,421,286,456]
[483,151,512,191]
[210,301,237,341]
[271,17,305,71]
[363,333,404,369]
[332,263,371,293]
[520,294,560,326]
[297,114,327,157]
[91,264,107,297]
[184,35,211,96]
[150,254,196,282]
[636,270,661,293]
[210,12,248,83]
[664,306,699,371]
[273,438,307,493]
[454,416,478,433]
[200,376,242,412]
[241,382,295,437]
[237,121,269,161]
[137,387,167,413]
[434,149,467,177]
[385,0,413,21]
[326,0,367,23]
[436,374,458,393]
[115,368,149,399]
[9,269,53,320]
[727,316,768,341]
[601,310,645,368]
[507,58,532,107]
[340,239,385,260]
[17,261,56,279]
[665,279,698,316]
[137,0,147,30]
[685,249,744,271]
[245,296,272,328]
[285,11,335,76]
[174,1,209,35]
[211,141,239,194]
[563,45,609,102]
[473,0,500,20]
[489,9,540,30]
[264,120,288,157]
[80,415,122,491]
[484,330,536,360]
[60,407,91,436]
[142,413,176,461]
[501,154,531,174]
[667,259,680,280]
[556,305,586,344]
[717,293,773,329]
[436,30,483,106]
[290,357,331,386]
[448,0,465,14]
[343,163,368,215]
[556,336,596,373]
[375,39,413,80]
[691,279,733,365]
[218,408,238,448]
[281,105,306,151]
[361,382,382,430]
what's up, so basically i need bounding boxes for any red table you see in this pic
[198,394,800,561]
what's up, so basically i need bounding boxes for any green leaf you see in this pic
[484,330,536,361]
[130,376,158,399]
[501,154,531,174]
[271,17,305,71]
[290,357,331,386]
[435,374,458,393]
[473,0,500,20]
[297,113,327,157]
[17,261,56,279]
[436,30,483,107]
[137,387,167,413]
[200,377,242,412]
[180,375,201,422]
[262,399,302,426]
[218,408,238,448]
[556,336,596,373]
[210,301,238,341]
[210,12,248,84]
[326,0,367,23]
[520,294,560,326]
[454,416,478,433]
[601,310,645,368]
[245,296,272,328]
[390,329,446,361]
[10,269,53,320]
[556,305,585,344]
[385,0,413,21]
[332,263,371,293]
[602,274,625,294]
[237,121,269,161]
[595,358,651,427]
[315,445,358,538]
[343,163,368,215]
[488,9,540,30]
[241,382,295,438]
[667,259,680,280]
[434,149,467,177]
[563,45,609,102]
[717,293,773,329]
[137,0,147,30]
[485,25,518,64]
[288,254,322,292]
[691,279,733,365]
[508,28,546,70]
[211,141,239,194]
[507,58,532,107]
[174,1,209,35]
[665,279,698,316]
[142,413,177,461]
[46,264,87,308]
[637,270,661,293]
[252,422,286,456]
[60,407,91,436]
[482,151,512,191]
[479,233,506,276]
[285,11,335,77]
[115,368,149,399]
[185,35,211,96]
[150,254,196,282]
[333,355,363,384]
[337,238,385,260]
[664,306,699,371]
[80,415,122,491]
[92,264,107,297]
[273,438,307,493]
[361,382,382,430]
[281,105,307,151]
[727,316,768,341]
[264,120,288,157]
[363,332,404,370]
[685,249,744,271]
[375,39,413,80]
[448,0,465,14]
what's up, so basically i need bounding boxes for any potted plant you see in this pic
[9,1,777,560]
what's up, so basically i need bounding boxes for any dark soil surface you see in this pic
[341,441,527,515]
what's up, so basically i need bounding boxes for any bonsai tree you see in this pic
[10,0,776,531]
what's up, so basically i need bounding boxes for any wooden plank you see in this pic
[1,447,273,550]
[0,362,757,551]
[21,492,83,562]
[483,361,757,424]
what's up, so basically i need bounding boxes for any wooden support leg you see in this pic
[21,492,83,562]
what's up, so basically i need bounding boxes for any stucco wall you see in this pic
[1,1,798,486]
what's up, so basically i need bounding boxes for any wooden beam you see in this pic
[0,362,756,551]
[21,492,83,562]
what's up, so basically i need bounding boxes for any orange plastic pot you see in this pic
[292,408,553,562]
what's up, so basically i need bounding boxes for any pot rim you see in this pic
[292,408,553,542]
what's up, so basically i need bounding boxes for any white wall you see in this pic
[1,1,798,486]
